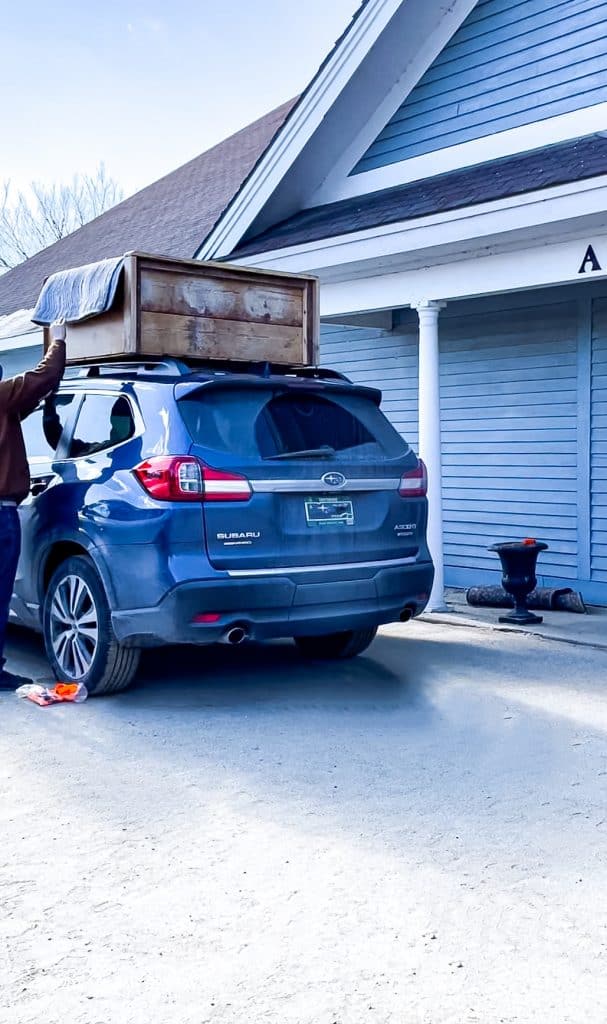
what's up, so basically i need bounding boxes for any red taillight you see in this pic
[134,457,251,502]
[399,459,427,498]
[201,464,252,502]
[134,456,203,501]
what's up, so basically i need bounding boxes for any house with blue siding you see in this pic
[3,0,607,606]
[200,0,607,608]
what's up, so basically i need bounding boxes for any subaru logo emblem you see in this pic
[322,472,347,488]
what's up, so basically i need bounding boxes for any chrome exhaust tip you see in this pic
[221,626,248,646]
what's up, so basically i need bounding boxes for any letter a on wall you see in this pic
[579,245,602,274]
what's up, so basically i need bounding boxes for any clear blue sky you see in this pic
[2,0,360,197]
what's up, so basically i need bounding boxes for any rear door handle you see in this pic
[30,476,53,497]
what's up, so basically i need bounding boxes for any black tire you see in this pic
[43,555,140,696]
[294,627,378,660]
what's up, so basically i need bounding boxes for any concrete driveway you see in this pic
[1,621,606,1024]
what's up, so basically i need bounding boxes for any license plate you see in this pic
[305,497,354,527]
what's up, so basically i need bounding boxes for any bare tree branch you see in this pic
[0,163,124,270]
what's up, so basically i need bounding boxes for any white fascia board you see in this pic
[197,0,404,261]
[309,0,478,207]
[318,232,607,316]
[0,330,43,355]
[231,176,607,276]
[313,103,607,205]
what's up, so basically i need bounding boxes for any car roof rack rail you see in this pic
[64,357,190,379]
[181,360,351,383]
[63,356,352,384]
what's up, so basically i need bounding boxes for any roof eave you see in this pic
[226,176,607,277]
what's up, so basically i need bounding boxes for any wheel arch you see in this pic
[40,538,116,608]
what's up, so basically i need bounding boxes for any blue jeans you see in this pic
[0,508,21,672]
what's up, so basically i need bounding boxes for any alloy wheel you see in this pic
[49,574,99,680]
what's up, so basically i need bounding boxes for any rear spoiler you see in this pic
[173,376,383,406]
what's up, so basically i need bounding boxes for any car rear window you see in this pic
[178,387,408,461]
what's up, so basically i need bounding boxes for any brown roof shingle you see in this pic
[0,98,296,318]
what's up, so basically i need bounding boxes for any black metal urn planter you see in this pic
[488,539,549,625]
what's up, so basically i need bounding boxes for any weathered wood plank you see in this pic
[140,268,304,327]
[60,308,129,364]
[140,311,305,363]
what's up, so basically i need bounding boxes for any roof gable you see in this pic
[355,0,607,173]
[203,0,607,261]
[199,0,478,259]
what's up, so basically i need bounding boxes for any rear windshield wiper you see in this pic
[267,446,336,460]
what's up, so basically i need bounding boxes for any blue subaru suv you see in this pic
[11,358,433,694]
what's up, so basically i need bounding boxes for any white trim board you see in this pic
[198,0,479,261]
[311,103,607,205]
[0,331,42,355]
[318,233,607,316]
[308,0,478,206]
[197,0,404,260]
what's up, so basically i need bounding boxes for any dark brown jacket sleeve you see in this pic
[0,341,66,416]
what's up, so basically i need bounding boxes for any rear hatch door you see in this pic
[177,379,426,571]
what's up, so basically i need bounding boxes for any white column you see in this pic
[415,300,447,611]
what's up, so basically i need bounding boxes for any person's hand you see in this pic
[50,319,66,343]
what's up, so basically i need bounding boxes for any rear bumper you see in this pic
[111,559,434,646]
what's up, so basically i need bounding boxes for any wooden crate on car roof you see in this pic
[43,251,320,367]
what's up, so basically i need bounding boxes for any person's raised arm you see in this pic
[0,321,66,417]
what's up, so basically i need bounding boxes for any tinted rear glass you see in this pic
[179,387,408,461]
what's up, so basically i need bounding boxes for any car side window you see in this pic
[22,393,78,464]
[68,394,135,458]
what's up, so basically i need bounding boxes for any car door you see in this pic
[13,393,80,623]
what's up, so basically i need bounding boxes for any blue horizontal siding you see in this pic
[590,298,607,582]
[447,565,607,599]
[320,323,419,449]
[439,302,579,579]
[354,0,607,172]
[321,305,579,586]
[320,293,607,603]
